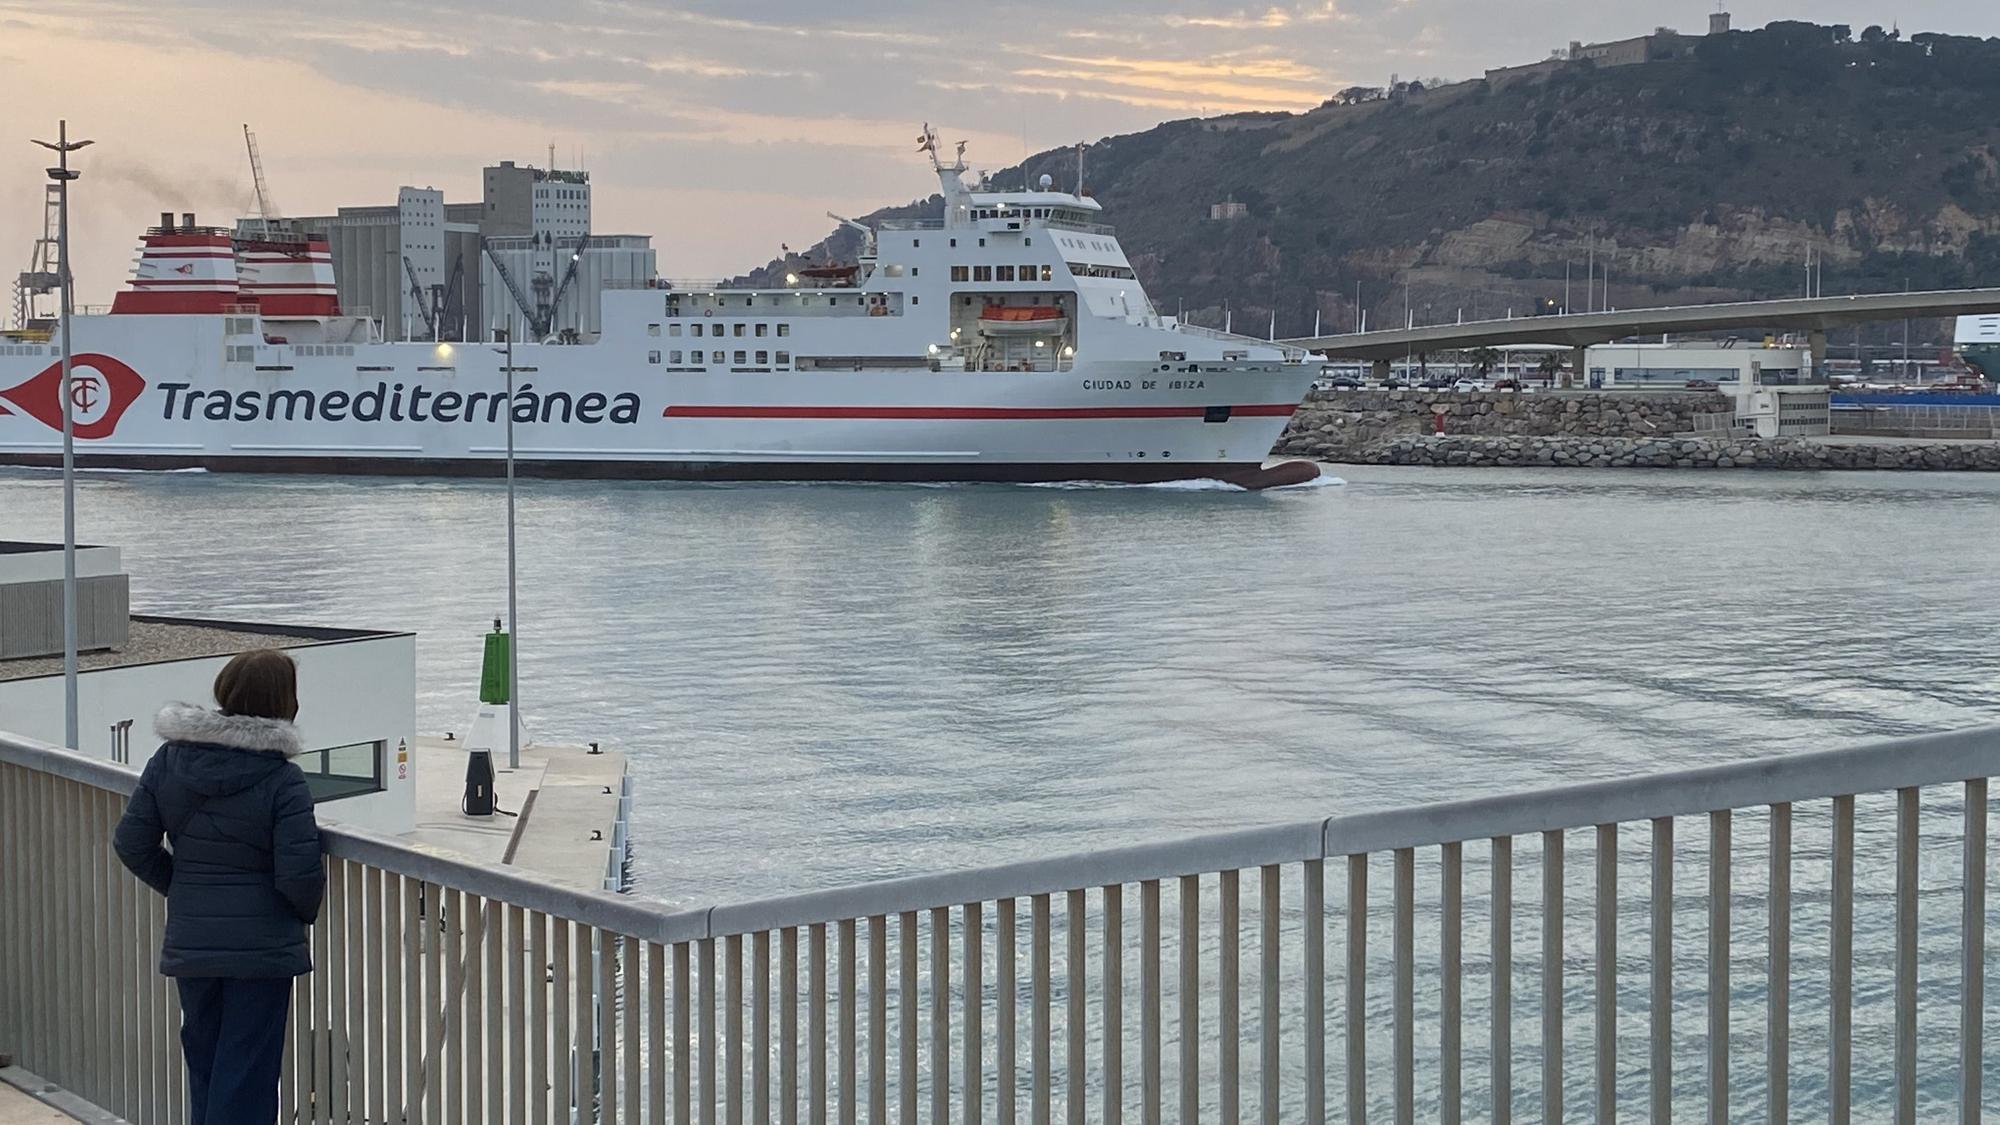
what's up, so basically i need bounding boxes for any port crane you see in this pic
[402,254,466,342]
[9,185,61,332]
[486,230,592,341]
[240,124,281,239]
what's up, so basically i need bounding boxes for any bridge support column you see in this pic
[1371,359,1391,383]
[1568,345,1587,390]
[1809,329,1828,383]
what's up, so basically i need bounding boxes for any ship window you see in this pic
[756,351,769,364]
[1020,263,1036,277]
[755,323,768,337]
[669,324,682,336]
[776,351,790,365]
[1024,237,1032,246]
[996,266,1015,281]
[777,324,791,337]
[670,350,683,363]
[734,350,747,364]
[648,323,660,336]
[911,296,919,305]
[951,266,969,282]
[733,323,746,337]
[711,350,726,364]
[973,266,993,281]
[1041,265,1054,281]
[911,268,919,276]
[912,239,920,248]
[949,238,957,248]
[978,238,986,247]
[690,323,704,337]
[648,350,661,364]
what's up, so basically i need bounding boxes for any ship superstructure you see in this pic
[0,132,1319,487]
[1957,314,2000,381]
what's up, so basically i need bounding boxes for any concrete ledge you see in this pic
[0,1065,124,1124]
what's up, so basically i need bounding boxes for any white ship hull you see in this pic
[0,314,1317,486]
[3,141,1322,486]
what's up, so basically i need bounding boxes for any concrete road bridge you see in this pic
[1286,287,2000,376]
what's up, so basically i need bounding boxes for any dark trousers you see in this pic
[176,976,293,1125]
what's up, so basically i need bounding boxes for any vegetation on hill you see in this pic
[747,21,2000,341]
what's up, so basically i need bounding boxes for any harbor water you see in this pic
[0,464,1993,903]
[3,463,1998,1119]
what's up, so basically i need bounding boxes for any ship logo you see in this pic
[0,354,147,440]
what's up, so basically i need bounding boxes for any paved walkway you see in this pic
[0,1081,73,1124]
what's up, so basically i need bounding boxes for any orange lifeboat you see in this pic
[978,304,1068,335]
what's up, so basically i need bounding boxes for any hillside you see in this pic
[745,21,2000,341]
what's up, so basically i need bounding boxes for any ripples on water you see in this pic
[4,464,1997,1119]
[1,465,1994,903]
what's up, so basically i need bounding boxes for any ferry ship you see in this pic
[0,133,1319,488]
[1957,314,2000,383]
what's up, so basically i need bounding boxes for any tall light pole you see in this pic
[34,121,92,751]
[498,322,520,771]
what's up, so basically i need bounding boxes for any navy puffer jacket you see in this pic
[114,704,325,978]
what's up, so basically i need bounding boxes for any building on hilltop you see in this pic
[1485,14,1725,85]
[1209,199,1249,221]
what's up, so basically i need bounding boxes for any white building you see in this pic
[1585,341,1815,389]
[1585,341,1828,437]
[0,544,417,835]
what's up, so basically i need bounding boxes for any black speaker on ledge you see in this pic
[462,749,495,817]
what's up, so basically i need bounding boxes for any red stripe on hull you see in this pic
[662,404,1299,420]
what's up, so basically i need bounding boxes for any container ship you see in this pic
[0,137,1319,489]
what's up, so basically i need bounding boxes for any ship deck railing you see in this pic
[4,724,1997,1123]
[1171,320,1313,362]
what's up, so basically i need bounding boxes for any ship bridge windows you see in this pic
[951,266,970,282]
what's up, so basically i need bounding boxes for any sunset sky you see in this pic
[5,0,1998,306]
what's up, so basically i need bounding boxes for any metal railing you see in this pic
[1170,321,1311,363]
[1832,403,2000,439]
[3,725,1996,1124]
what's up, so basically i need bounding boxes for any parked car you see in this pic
[1420,377,1456,390]
[1491,378,1523,391]
[1318,376,1365,390]
[1452,379,1481,393]
[1376,376,1411,390]
[1685,379,1721,392]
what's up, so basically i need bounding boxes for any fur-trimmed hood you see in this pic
[154,702,305,759]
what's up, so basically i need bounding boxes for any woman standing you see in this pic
[115,649,325,1125]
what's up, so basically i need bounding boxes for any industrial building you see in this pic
[265,160,653,343]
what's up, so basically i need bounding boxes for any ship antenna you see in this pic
[1075,141,1085,196]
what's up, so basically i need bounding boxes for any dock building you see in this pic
[0,542,416,833]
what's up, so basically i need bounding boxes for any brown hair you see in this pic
[213,649,300,722]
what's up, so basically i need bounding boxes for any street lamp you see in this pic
[32,120,92,751]
[490,324,521,771]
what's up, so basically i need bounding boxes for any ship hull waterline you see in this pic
[0,450,1320,489]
